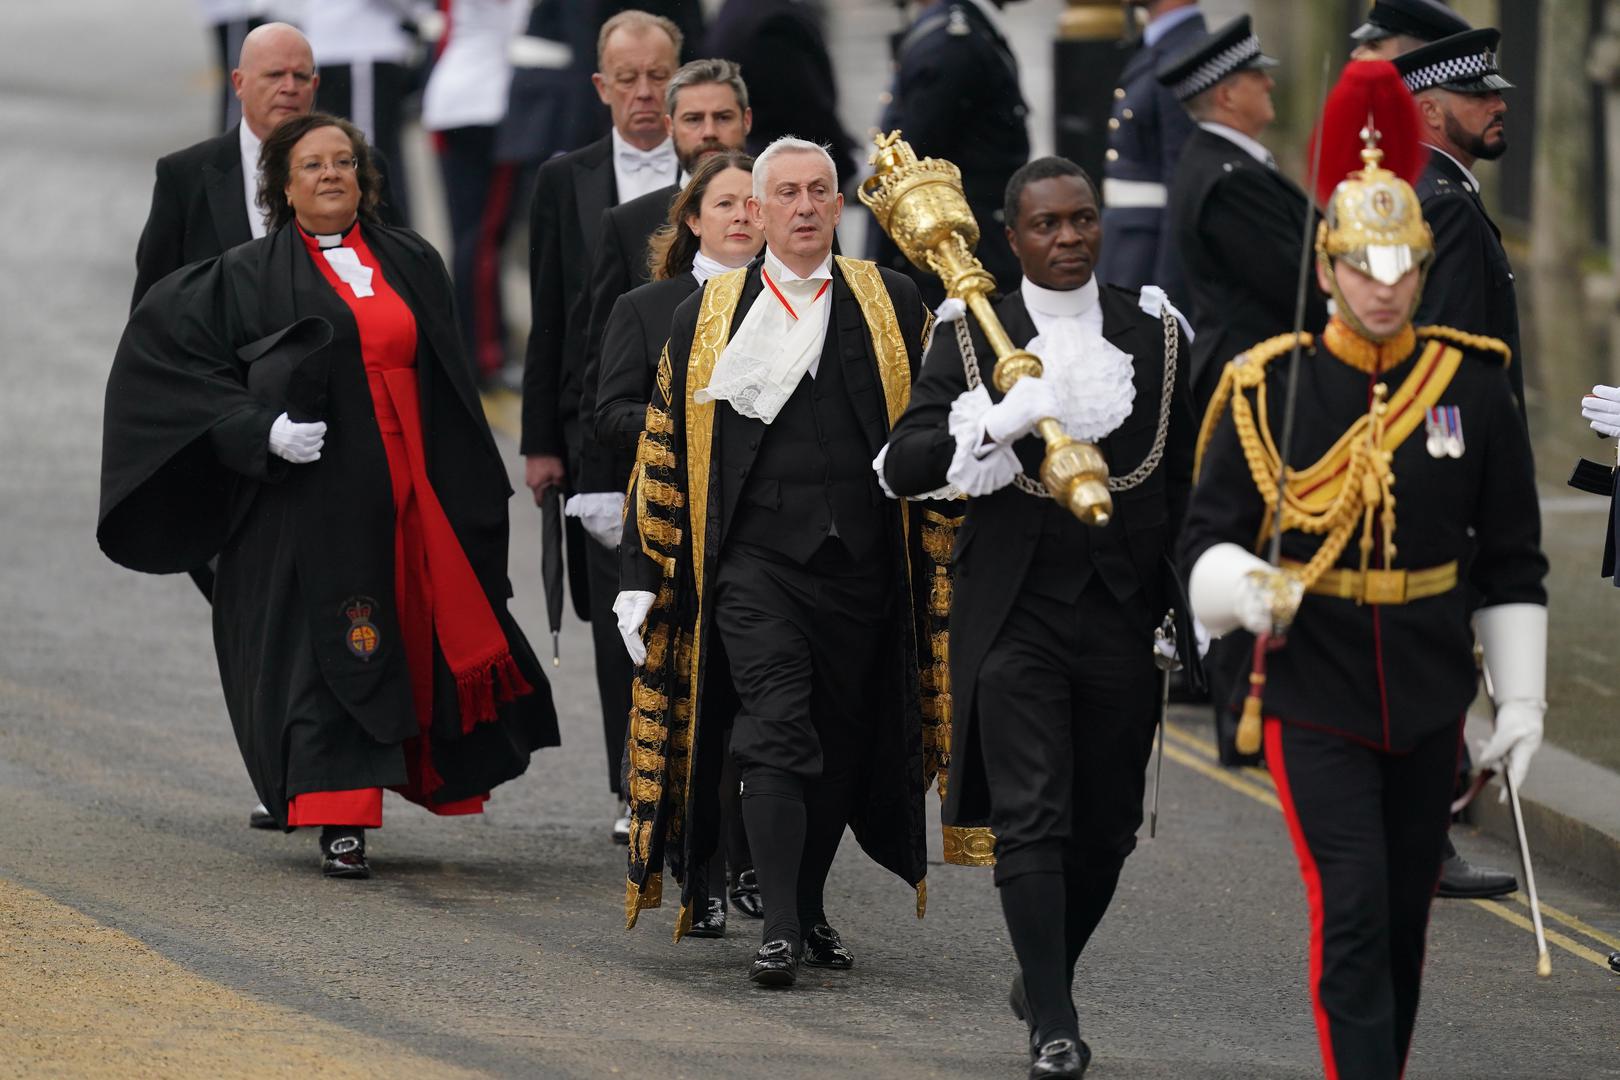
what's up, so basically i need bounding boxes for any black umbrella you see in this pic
[540,486,564,665]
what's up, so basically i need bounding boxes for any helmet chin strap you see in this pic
[1320,253,1429,342]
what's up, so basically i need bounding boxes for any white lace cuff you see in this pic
[946,386,1020,496]
[872,444,962,501]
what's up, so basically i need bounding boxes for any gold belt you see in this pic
[1282,559,1459,605]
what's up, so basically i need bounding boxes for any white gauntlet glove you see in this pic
[982,376,1059,447]
[1189,543,1303,637]
[1581,384,1620,438]
[1474,603,1548,798]
[268,413,326,464]
[612,590,656,666]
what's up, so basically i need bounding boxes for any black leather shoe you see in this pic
[687,897,727,939]
[249,802,277,829]
[802,922,854,969]
[319,828,370,879]
[1435,853,1516,899]
[748,939,799,988]
[729,868,764,919]
[1029,1036,1090,1079]
[1608,950,1620,975]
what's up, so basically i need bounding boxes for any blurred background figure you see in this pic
[197,0,267,132]
[867,0,1031,306]
[1349,0,1471,62]
[705,0,857,190]
[422,0,529,385]
[498,0,591,188]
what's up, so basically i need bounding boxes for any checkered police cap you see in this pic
[1395,27,1513,94]
[1156,15,1278,104]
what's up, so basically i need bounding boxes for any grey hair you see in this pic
[751,136,837,199]
[664,57,749,116]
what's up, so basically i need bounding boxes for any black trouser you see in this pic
[1265,717,1458,1080]
[714,539,889,948]
[586,537,633,797]
[437,125,517,381]
[211,18,263,133]
[974,579,1159,1042]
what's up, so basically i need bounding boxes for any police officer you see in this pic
[1349,0,1471,62]
[868,0,1031,306]
[1095,0,1204,305]
[1183,61,1547,1080]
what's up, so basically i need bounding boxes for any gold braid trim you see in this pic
[1194,332,1313,479]
[645,405,674,435]
[641,477,686,509]
[942,826,997,867]
[1417,324,1512,366]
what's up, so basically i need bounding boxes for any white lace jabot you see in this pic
[1018,276,1136,443]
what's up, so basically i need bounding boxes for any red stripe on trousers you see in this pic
[1265,718,1341,1080]
[472,164,515,379]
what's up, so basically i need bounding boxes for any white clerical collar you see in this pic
[691,250,742,285]
[763,245,832,285]
[1144,4,1200,47]
[1199,121,1274,168]
[1021,275,1098,320]
[1423,143,1481,193]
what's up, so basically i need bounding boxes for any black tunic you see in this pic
[99,223,560,821]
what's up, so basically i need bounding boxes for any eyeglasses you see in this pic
[295,157,358,177]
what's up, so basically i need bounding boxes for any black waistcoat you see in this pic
[723,321,882,563]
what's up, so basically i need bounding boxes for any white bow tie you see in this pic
[619,146,673,174]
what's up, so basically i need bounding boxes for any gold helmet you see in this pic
[1312,61,1433,337]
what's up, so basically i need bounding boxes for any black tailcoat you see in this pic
[101,223,560,820]
[1412,150,1525,408]
[1095,10,1205,304]
[594,272,700,455]
[882,286,1197,825]
[1180,337,1547,750]
[1166,127,1327,408]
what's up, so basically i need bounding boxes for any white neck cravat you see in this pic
[1018,276,1135,442]
[691,250,743,285]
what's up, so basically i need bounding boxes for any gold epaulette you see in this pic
[1416,325,1512,367]
[1194,332,1314,478]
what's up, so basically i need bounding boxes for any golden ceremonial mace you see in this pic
[859,131,1113,526]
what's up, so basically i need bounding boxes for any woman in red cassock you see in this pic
[100,114,559,878]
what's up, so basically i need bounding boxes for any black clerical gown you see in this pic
[99,223,559,822]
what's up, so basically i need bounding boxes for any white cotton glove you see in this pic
[1581,385,1620,438]
[1189,543,1302,637]
[565,493,625,550]
[981,376,1059,447]
[1474,603,1548,799]
[613,590,656,666]
[268,413,326,464]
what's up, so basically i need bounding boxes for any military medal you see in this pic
[1424,406,1463,459]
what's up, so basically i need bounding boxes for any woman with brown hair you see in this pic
[100,113,559,879]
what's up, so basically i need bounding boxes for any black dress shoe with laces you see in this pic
[319,827,370,879]
[1435,852,1516,899]
[729,867,764,919]
[249,802,277,830]
[1029,1036,1089,1079]
[748,939,800,988]
[687,897,727,939]
[802,922,854,969]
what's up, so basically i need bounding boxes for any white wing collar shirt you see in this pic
[943,275,1136,495]
[695,246,834,423]
[611,127,678,203]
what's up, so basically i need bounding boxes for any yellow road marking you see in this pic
[0,876,487,1079]
[1161,722,1615,971]
[482,387,522,439]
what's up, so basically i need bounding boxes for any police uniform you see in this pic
[1351,0,1471,50]
[1182,63,1547,1080]
[1094,4,1204,304]
[868,0,1030,306]
[1397,29,1525,411]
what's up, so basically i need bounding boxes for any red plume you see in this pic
[1309,59,1427,207]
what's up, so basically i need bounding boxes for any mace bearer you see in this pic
[859,130,1114,526]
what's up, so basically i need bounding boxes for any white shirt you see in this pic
[610,128,679,204]
[420,0,526,131]
[303,0,417,64]
[239,121,267,239]
[1199,121,1275,169]
[762,246,833,377]
[1424,143,1481,193]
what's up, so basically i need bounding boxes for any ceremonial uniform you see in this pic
[618,250,933,974]
[1183,62,1547,1079]
[868,0,1030,305]
[1094,4,1203,303]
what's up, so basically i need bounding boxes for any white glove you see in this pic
[268,413,326,464]
[565,493,625,550]
[981,376,1059,447]
[1189,543,1301,637]
[1474,603,1548,799]
[1581,384,1620,438]
[613,590,656,666]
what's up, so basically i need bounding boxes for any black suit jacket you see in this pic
[593,272,700,480]
[1166,127,1327,408]
[705,0,857,188]
[882,285,1196,823]
[1413,150,1525,410]
[521,134,617,460]
[131,127,254,311]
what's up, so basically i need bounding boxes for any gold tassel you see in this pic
[1237,675,1265,755]
[915,879,927,919]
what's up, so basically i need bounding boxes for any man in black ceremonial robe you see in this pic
[882,157,1196,1080]
[614,137,934,989]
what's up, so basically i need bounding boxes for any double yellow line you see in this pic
[1161,720,1620,973]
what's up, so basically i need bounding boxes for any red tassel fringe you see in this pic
[455,652,534,734]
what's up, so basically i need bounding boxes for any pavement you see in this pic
[3,2,1620,1078]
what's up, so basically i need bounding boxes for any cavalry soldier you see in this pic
[1181,61,1547,1080]
[882,155,1196,1080]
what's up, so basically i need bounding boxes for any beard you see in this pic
[677,139,729,175]
[1444,109,1507,162]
